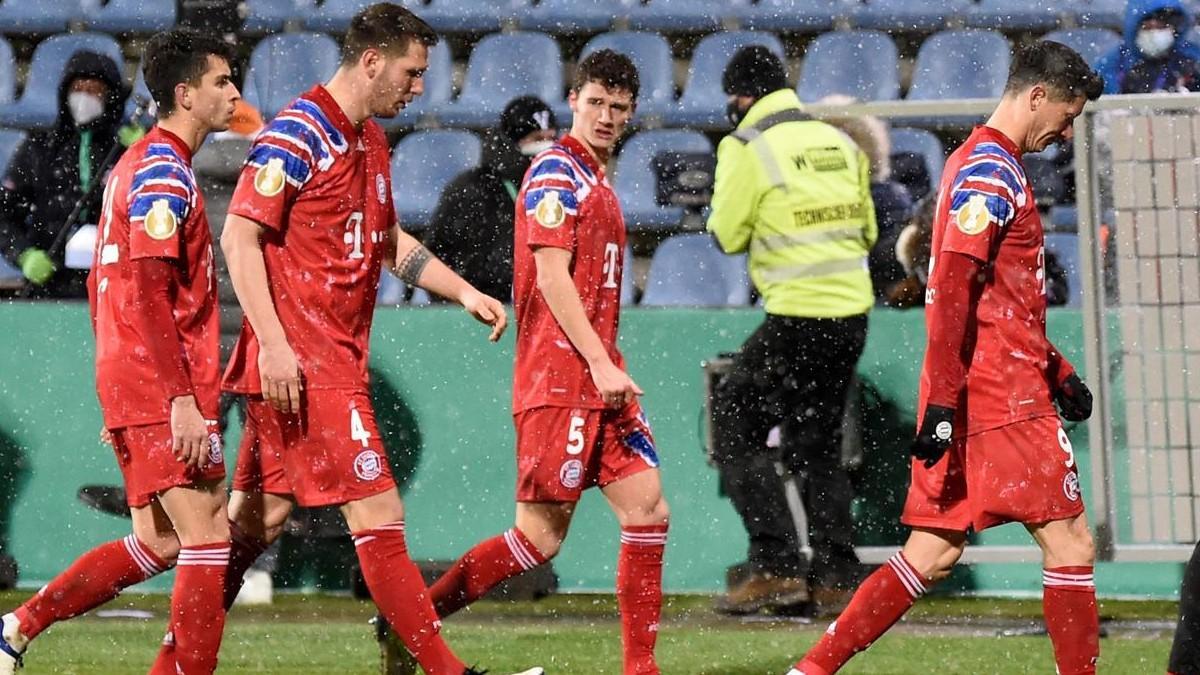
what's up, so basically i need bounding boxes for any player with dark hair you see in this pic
[424,49,668,674]
[790,40,1103,675]
[0,29,240,675]
[144,5,538,675]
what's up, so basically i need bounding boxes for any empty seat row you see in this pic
[0,26,1122,132]
[0,0,1131,37]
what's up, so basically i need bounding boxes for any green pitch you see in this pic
[0,592,1174,674]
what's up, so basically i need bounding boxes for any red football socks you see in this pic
[150,522,267,675]
[796,552,928,675]
[15,535,169,640]
[617,525,668,675]
[1043,566,1099,675]
[430,527,547,618]
[353,521,465,675]
[168,543,230,674]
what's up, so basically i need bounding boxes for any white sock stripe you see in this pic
[353,535,376,547]
[1042,571,1094,581]
[887,554,926,598]
[886,558,922,598]
[123,535,165,576]
[619,530,668,546]
[504,530,538,570]
[374,521,406,532]
[1043,578,1095,588]
[178,547,231,563]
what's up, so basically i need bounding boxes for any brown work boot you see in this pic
[713,572,809,615]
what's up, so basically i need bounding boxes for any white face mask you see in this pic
[1137,28,1175,58]
[519,139,555,157]
[67,92,104,126]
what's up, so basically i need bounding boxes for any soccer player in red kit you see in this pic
[426,50,670,675]
[144,6,536,675]
[0,31,240,674]
[791,42,1103,675]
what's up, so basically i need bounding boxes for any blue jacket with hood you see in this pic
[1095,0,1200,93]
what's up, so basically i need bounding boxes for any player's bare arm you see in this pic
[533,246,642,407]
[221,213,302,414]
[388,223,507,342]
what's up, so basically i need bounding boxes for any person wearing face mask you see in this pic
[423,96,557,303]
[707,45,876,618]
[0,50,132,298]
[1095,0,1200,94]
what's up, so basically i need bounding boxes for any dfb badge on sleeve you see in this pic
[254,157,286,197]
[535,191,565,229]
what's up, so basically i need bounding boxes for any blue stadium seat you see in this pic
[125,67,153,128]
[380,39,452,129]
[420,0,526,33]
[667,31,786,128]
[1044,28,1121,68]
[437,32,562,128]
[890,127,945,191]
[0,128,25,178]
[627,0,745,34]
[580,32,675,119]
[243,0,314,34]
[242,33,340,120]
[797,30,900,103]
[852,0,973,32]
[1076,0,1123,29]
[303,0,379,32]
[734,0,856,32]
[0,38,14,108]
[0,1,80,34]
[518,0,625,34]
[1045,233,1082,307]
[907,30,1011,101]
[965,0,1066,31]
[0,33,123,130]
[391,130,482,231]
[614,129,713,231]
[81,0,175,33]
[641,233,750,307]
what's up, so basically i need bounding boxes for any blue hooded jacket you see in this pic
[1095,0,1200,93]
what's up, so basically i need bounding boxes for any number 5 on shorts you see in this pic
[351,408,371,448]
[566,415,585,456]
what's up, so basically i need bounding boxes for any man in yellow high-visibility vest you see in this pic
[708,46,876,617]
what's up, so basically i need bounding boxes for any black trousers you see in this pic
[711,313,868,587]
[1171,539,1200,674]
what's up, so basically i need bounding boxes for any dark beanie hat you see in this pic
[500,96,558,143]
[722,45,787,98]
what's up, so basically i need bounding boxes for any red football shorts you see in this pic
[902,415,1085,532]
[231,390,395,507]
[111,420,226,508]
[514,401,659,503]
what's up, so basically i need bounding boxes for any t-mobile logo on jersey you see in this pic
[601,242,620,289]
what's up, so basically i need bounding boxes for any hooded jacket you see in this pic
[1095,0,1200,93]
[423,128,532,302]
[0,50,131,298]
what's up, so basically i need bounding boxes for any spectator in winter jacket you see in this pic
[0,50,133,298]
[424,96,558,302]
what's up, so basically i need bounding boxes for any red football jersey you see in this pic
[88,127,219,428]
[918,126,1059,435]
[222,86,393,393]
[513,135,627,413]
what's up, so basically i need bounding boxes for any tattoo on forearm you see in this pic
[396,244,433,285]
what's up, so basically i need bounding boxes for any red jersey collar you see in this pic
[976,125,1023,159]
[149,126,194,163]
[559,134,605,177]
[306,84,360,142]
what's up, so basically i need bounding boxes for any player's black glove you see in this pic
[1054,372,1093,421]
[911,405,955,468]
